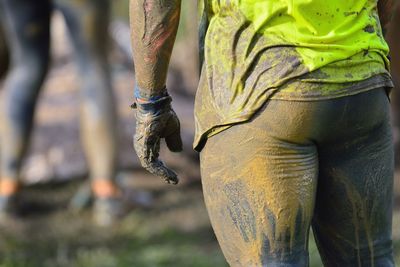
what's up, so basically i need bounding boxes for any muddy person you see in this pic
[389,4,400,86]
[389,3,400,88]
[0,26,7,79]
[0,0,121,226]
[387,3,400,159]
[130,0,397,266]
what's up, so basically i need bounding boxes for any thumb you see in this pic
[165,129,183,152]
[164,112,183,152]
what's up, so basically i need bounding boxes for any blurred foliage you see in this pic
[112,0,130,21]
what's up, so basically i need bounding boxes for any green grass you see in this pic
[0,181,228,267]
[0,179,397,267]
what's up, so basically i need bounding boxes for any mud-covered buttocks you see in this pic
[200,89,394,267]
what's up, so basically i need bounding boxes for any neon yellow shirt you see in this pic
[194,0,392,151]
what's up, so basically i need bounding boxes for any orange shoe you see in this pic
[0,179,20,219]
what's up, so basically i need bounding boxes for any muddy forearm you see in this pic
[130,0,181,96]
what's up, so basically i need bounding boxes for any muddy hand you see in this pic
[132,88,183,184]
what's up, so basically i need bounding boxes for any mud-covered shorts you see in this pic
[200,88,394,267]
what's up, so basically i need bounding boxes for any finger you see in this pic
[135,122,160,161]
[164,114,183,152]
[150,137,161,160]
[144,160,179,185]
[134,132,179,185]
[133,131,148,162]
[165,130,183,152]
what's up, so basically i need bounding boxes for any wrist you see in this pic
[134,85,168,102]
[132,85,172,114]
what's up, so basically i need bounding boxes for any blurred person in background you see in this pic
[386,3,400,162]
[0,0,120,226]
[0,20,8,79]
[131,0,397,266]
[385,2,400,82]
[391,5,400,87]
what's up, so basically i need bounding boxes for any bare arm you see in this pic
[129,0,183,184]
[130,0,181,96]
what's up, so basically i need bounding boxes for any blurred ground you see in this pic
[0,173,398,267]
[0,174,227,267]
[0,4,399,267]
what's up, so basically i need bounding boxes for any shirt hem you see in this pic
[193,82,393,152]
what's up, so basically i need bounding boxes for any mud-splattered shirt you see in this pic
[194,0,393,151]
